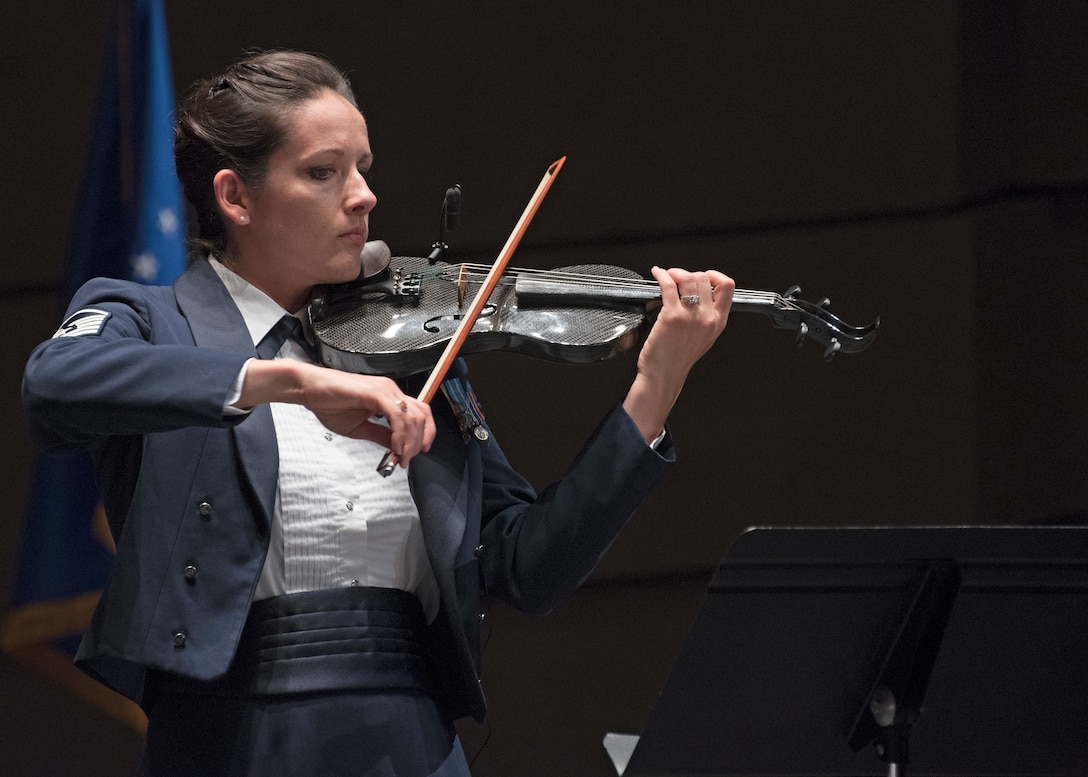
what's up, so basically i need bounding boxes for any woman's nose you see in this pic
[347,170,377,213]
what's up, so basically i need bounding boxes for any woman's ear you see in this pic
[213,169,250,226]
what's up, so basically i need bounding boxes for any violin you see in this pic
[308,254,880,378]
[317,158,876,475]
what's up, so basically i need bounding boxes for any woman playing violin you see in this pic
[22,49,734,777]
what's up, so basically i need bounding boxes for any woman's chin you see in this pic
[323,256,366,285]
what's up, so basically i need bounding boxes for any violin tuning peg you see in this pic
[823,338,841,361]
[784,285,802,299]
[796,321,809,347]
[817,297,831,309]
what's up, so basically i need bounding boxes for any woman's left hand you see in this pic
[622,266,735,443]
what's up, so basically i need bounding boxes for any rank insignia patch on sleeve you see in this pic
[52,308,112,339]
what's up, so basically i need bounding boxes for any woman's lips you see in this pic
[339,229,367,246]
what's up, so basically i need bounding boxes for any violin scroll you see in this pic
[733,285,879,360]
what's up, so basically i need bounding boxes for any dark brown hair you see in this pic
[174,50,359,256]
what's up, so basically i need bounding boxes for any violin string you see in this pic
[409,262,784,300]
[445,263,659,290]
[385,260,875,336]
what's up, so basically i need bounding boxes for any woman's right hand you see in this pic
[237,360,435,465]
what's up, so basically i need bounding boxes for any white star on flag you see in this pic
[130,250,160,282]
[158,207,179,237]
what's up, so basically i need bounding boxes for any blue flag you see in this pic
[2,0,184,728]
[65,0,185,298]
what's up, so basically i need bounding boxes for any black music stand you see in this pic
[622,526,1088,776]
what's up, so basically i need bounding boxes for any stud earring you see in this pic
[239,215,248,224]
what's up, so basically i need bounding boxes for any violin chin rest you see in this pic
[360,240,392,278]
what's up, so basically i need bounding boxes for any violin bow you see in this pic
[378,156,567,475]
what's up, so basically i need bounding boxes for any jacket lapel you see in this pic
[408,430,469,591]
[174,260,279,529]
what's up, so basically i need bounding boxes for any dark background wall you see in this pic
[2,2,1086,775]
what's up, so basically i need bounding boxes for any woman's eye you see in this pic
[309,167,335,181]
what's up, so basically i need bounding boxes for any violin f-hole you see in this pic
[423,304,497,333]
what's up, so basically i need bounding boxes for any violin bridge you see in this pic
[456,264,467,309]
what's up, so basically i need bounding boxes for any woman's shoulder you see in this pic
[60,273,193,337]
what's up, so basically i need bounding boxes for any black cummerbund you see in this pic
[148,587,435,699]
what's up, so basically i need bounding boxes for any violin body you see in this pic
[310,256,648,376]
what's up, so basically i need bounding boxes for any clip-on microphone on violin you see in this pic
[427,184,462,264]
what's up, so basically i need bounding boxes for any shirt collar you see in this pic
[209,257,298,347]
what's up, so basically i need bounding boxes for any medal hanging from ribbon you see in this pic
[441,377,489,442]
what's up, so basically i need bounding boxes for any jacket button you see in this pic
[198,501,212,517]
[173,631,187,648]
[184,565,198,581]
[474,545,484,558]
[478,612,487,623]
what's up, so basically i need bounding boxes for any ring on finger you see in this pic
[680,294,700,306]
[395,399,408,413]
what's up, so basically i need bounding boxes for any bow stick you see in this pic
[378,156,567,475]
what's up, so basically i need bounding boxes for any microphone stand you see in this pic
[428,184,462,264]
